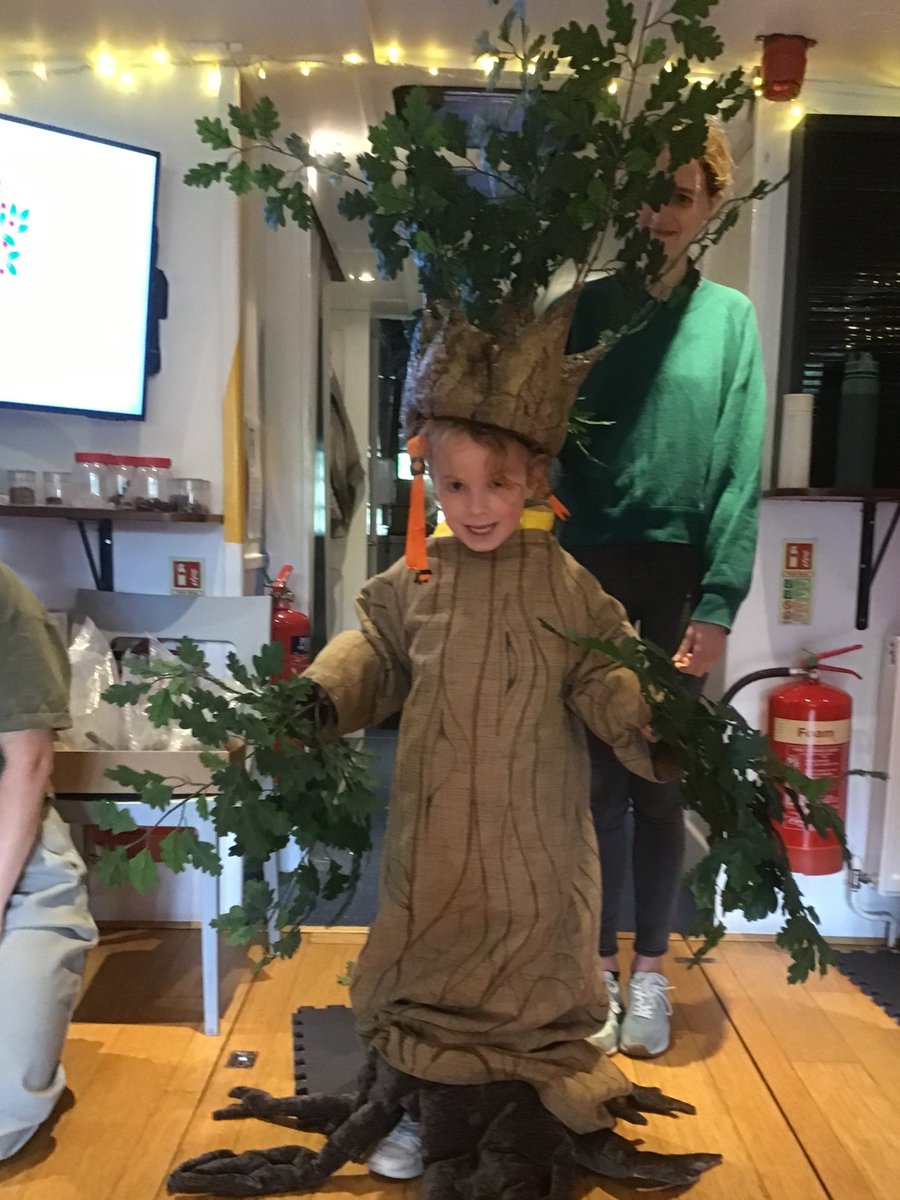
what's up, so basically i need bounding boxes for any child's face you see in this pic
[431,432,532,553]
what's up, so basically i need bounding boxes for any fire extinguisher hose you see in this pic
[721,667,800,707]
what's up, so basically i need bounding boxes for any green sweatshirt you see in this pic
[557,270,765,630]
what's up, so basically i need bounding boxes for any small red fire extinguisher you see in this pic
[724,644,861,877]
[267,564,311,679]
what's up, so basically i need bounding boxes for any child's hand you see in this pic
[641,724,659,743]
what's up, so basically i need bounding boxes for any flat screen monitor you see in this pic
[0,113,160,420]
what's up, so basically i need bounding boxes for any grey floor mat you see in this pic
[837,948,900,1022]
[293,1005,366,1095]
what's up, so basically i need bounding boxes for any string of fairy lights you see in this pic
[0,44,486,105]
[0,41,798,115]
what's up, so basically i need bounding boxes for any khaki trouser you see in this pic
[0,805,97,1160]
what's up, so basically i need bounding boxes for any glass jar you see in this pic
[168,477,211,515]
[43,470,72,505]
[73,453,112,507]
[7,469,37,505]
[131,456,172,510]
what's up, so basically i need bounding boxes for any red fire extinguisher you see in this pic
[268,564,311,679]
[724,644,861,876]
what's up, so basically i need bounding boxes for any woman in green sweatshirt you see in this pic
[556,122,766,1060]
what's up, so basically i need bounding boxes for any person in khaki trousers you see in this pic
[0,563,97,1161]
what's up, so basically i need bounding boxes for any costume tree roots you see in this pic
[168,1052,720,1198]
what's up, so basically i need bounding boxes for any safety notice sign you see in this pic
[780,540,815,624]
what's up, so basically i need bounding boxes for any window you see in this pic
[779,115,900,488]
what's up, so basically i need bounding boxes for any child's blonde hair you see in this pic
[423,418,550,496]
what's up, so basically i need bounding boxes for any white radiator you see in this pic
[868,635,900,895]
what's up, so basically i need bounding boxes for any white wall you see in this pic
[243,195,322,614]
[0,66,242,605]
[721,84,900,937]
[327,287,373,636]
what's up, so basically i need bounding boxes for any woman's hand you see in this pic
[673,621,727,677]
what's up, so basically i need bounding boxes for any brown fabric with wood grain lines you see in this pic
[306,529,672,1134]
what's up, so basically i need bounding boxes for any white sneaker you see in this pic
[367,1112,424,1180]
[587,971,623,1055]
[620,970,673,1058]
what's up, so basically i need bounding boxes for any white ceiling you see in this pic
[4,1,900,85]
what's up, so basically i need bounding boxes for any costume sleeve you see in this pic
[303,573,411,735]
[564,582,678,784]
[694,303,766,629]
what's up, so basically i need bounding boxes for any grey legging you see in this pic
[569,543,704,960]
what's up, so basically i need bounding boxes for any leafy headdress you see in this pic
[190,0,769,456]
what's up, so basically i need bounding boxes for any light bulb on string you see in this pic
[343,52,364,65]
[150,46,171,67]
[0,79,12,105]
[32,62,48,82]
[257,64,267,79]
[203,66,222,97]
[95,51,117,78]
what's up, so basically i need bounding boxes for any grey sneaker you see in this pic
[587,970,623,1055]
[367,1112,423,1179]
[620,970,673,1058]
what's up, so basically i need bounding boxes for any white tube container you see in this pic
[777,393,814,488]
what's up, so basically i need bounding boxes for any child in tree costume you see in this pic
[302,372,682,1151]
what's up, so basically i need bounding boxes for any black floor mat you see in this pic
[837,949,900,1022]
[293,1005,366,1096]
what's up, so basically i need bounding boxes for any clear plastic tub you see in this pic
[73,453,111,507]
[130,456,172,510]
[8,469,37,505]
[168,477,211,515]
[106,456,134,507]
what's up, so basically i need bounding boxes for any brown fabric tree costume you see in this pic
[309,292,668,1133]
[168,296,721,1197]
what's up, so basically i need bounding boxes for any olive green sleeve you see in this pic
[0,567,71,735]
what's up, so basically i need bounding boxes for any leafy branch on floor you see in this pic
[98,638,378,967]
[558,629,871,983]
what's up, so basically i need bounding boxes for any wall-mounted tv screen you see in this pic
[0,113,160,420]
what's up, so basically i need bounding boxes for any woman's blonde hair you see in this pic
[700,118,733,198]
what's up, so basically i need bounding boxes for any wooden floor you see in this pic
[1,929,898,1200]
